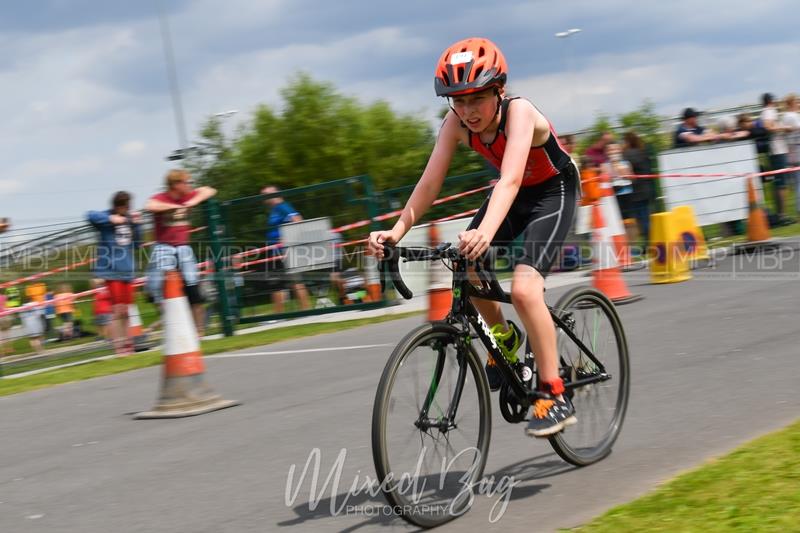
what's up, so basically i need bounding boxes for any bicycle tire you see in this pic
[371,321,492,528]
[548,286,630,466]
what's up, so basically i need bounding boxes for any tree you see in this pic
[184,74,489,243]
[189,74,484,199]
[618,100,670,156]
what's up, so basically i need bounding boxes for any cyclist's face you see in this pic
[451,89,497,132]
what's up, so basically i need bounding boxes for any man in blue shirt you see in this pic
[262,186,311,313]
[674,108,719,148]
[87,191,142,355]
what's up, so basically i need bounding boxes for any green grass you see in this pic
[0,310,422,396]
[3,346,112,375]
[574,419,800,532]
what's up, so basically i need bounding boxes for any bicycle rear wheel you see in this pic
[549,286,630,466]
[372,322,491,528]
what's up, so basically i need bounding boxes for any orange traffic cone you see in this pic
[591,203,642,305]
[363,253,382,302]
[135,271,239,419]
[734,175,776,254]
[428,223,452,321]
[127,302,151,352]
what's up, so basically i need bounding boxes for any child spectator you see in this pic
[43,290,56,339]
[55,283,75,340]
[0,289,14,356]
[21,294,44,354]
[92,279,113,342]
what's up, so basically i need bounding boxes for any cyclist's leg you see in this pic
[510,168,577,393]
[465,197,516,328]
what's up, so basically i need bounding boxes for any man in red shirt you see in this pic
[145,170,217,335]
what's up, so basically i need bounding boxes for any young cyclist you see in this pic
[368,37,579,437]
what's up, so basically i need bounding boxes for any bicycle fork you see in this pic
[414,340,469,434]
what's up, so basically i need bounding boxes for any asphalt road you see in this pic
[1,242,799,533]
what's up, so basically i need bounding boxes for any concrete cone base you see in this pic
[134,374,240,419]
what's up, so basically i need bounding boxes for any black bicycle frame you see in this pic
[448,257,611,402]
[382,244,610,430]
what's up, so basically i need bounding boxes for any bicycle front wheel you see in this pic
[549,286,630,466]
[371,322,491,528]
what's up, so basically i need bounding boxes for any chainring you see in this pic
[498,382,529,423]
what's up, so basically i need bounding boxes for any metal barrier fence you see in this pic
[199,170,499,335]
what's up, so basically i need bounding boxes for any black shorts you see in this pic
[467,164,578,275]
[264,257,302,291]
[184,284,205,305]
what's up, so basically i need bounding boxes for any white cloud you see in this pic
[10,156,104,183]
[0,179,24,195]
[514,41,800,131]
[118,140,147,157]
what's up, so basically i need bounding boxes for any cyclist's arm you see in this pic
[390,113,459,239]
[474,99,539,239]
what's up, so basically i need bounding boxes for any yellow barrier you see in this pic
[649,211,691,284]
[672,205,710,264]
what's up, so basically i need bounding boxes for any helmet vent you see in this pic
[457,66,464,80]
[478,46,485,57]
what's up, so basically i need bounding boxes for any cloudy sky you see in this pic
[1,0,798,234]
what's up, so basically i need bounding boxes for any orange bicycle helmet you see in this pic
[434,37,508,97]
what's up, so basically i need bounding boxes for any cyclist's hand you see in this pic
[458,228,491,260]
[368,230,398,260]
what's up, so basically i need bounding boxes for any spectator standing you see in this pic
[781,94,800,217]
[25,281,46,306]
[0,290,14,356]
[54,283,75,340]
[146,170,216,336]
[261,186,311,313]
[21,293,44,354]
[25,281,47,334]
[88,191,143,354]
[674,108,719,148]
[759,93,791,223]
[733,114,756,140]
[43,290,56,338]
[601,142,634,217]
[91,279,113,342]
[585,131,614,167]
[622,131,657,241]
[4,284,21,310]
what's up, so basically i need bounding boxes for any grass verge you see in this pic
[573,419,800,532]
[0,310,422,397]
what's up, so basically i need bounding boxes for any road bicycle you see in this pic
[371,243,630,528]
